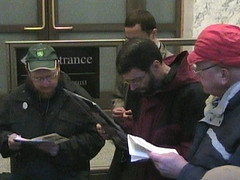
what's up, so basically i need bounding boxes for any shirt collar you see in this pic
[200,81,240,126]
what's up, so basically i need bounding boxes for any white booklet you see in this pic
[127,134,178,162]
[14,133,69,145]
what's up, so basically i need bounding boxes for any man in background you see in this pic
[112,9,172,116]
[0,44,104,180]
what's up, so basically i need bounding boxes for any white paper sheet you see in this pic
[127,134,178,162]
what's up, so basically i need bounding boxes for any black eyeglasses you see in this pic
[192,63,218,74]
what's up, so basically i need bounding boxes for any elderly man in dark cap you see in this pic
[149,24,240,180]
[0,43,104,180]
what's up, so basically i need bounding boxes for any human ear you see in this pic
[150,60,160,73]
[218,68,230,85]
[152,28,157,37]
[149,28,157,39]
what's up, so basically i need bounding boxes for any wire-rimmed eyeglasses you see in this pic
[31,71,59,83]
[124,73,147,85]
[192,63,218,74]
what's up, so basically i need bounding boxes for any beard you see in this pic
[27,76,57,99]
[132,73,164,96]
[37,89,56,99]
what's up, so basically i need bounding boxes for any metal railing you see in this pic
[6,38,196,46]
[158,38,196,46]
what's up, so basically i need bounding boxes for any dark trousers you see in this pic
[107,147,135,180]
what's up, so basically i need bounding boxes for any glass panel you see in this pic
[57,0,126,24]
[99,47,117,91]
[146,0,176,23]
[0,34,39,94]
[95,47,117,109]
[157,32,176,38]
[0,0,38,25]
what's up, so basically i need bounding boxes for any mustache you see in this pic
[143,75,163,95]
[131,75,163,96]
[26,77,56,99]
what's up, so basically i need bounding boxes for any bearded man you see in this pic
[97,38,207,180]
[0,43,104,180]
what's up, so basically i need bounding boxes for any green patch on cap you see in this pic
[25,43,58,72]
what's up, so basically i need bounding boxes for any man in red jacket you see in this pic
[106,10,174,180]
[98,38,207,180]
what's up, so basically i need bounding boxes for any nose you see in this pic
[129,83,138,91]
[39,79,50,87]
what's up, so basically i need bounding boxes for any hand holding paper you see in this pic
[8,133,22,151]
[127,134,178,162]
[14,133,69,145]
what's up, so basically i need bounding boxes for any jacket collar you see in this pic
[200,81,240,126]
[161,51,188,88]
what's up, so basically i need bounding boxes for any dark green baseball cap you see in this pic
[25,43,58,72]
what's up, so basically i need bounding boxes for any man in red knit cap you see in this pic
[150,24,240,180]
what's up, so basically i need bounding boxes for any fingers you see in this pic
[123,109,133,119]
[149,152,171,177]
[149,152,162,162]
[96,123,103,134]
[124,109,132,115]
[96,123,103,133]
[112,107,133,121]
[8,133,22,151]
[112,107,126,118]
[149,152,187,178]
[96,123,110,140]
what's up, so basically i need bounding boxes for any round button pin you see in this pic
[23,102,28,110]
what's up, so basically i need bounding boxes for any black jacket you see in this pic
[0,72,104,180]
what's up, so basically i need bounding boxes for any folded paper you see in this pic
[127,134,178,162]
[14,133,69,145]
